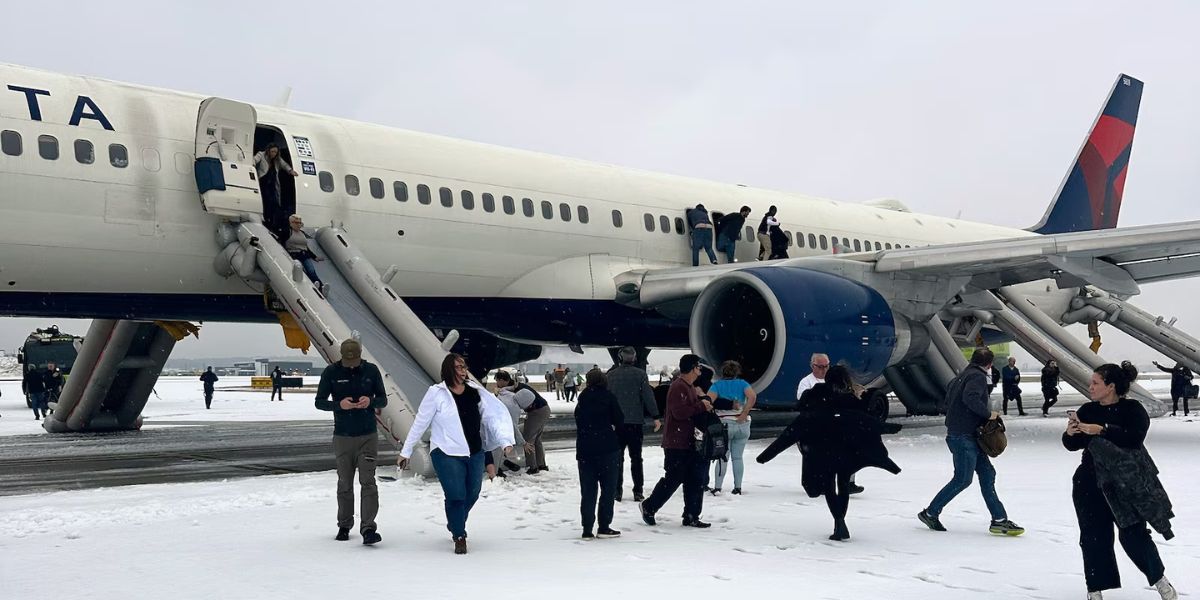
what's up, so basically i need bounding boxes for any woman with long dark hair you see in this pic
[758,365,899,541]
[1064,363,1178,599]
[399,353,514,555]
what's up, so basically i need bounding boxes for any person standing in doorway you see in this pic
[639,354,715,528]
[200,367,218,410]
[1042,359,1061,417]
[1002,357,1025,416]
[757,205,778,261]
[271,366,285,402]
[686,204,719,266]
[918,348,1024,536]
[1064,363,1179,600]
[399,353,514,555]
[607,346,662,502]
[315,339,388,545]
[253,143,298,239]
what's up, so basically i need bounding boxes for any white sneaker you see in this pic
[1155,576,1178,600]
[1087,592,1102,600]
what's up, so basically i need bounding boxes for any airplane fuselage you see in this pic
[0,63,1057,348]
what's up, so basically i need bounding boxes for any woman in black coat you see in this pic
[758,366,900,541]
[574,368,625,540]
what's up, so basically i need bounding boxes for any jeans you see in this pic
[333,433,378,533]
[618,423,646,495]
[691,228,717,266]
[712,419,751,490]
[430,448,485,539]
[927,434,1007,520]
[716,236,736,263]
[578,451,620,533]
[643,449,706,520]
[29,391,47,418]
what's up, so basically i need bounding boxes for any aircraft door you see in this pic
[195,97,261,219]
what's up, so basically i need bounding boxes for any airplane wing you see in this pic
[616,220,1200,313]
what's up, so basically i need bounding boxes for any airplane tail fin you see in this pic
[1030,74,1143,234]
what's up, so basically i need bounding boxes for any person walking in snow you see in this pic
[199,367,218,410]
[315,339,388,546]
[270,366,285,402]
[574,368,625,540]
[918,348,1025,537]
[399,353,514,555]
[1064,362,1179,600]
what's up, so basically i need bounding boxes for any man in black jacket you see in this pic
[24,366,48,419]
[918,348,1024,536]
[1153,360,1194,416]
[715,206,751,263]
[315,338,388,545]
[270,366,285,402]
[199,367,218,410]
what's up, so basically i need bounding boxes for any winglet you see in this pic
[1030,74,1143,234]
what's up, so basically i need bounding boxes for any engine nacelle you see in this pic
[689,266,915,407]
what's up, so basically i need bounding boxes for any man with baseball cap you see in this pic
[315,338,388,545]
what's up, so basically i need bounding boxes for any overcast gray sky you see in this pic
[2,1,1198,365]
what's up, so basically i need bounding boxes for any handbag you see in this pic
[977,417,1007,458]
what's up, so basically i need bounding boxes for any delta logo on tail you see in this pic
[1032,74,1143,235]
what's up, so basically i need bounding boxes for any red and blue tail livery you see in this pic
[1031,74,1143,234]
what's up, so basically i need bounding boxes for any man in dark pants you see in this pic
[1041,359,1060,416]
[24,366,48,420]
[315,339,387,545]
[715,206,751,263]
[199,367,218,410]
[43,362,63,413]
[607,347,662,502]
[1001,356,1026,416]
[640,354,714,528]
[1153,360,1193,416]
[270,366,285,402]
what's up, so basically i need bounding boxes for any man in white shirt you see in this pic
[796,353,831,401]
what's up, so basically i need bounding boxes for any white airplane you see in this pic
[1,64,1197,444]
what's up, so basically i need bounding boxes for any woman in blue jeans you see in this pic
[707,361,757,495]
[399,353,514,555]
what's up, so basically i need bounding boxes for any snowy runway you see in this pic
[1,417,1196,599]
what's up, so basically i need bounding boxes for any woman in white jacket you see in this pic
[399,354,514,555]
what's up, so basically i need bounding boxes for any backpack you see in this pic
[693,411,729,461]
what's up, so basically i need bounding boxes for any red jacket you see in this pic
[661,377,707,450]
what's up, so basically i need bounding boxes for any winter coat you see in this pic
[574,388,624,461]
[200,370,218,390]
[1089,437,1175,539]
[716,212,746,243]
[607,364,659,425]
[1041,365,1060,391]
[314,360,388,437]
[400,380,514,458]
[943,365,991,436]
[757,384,900,497]
[1155,363,1193,396]
[661,377,708,450]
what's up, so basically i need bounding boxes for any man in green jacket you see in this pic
[315,338,388,545]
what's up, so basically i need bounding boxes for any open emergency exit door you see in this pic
[194,97,262,219]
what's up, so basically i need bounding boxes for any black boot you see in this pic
[335,527,350,541]
[362,529,382,545]
[829,519,850,541]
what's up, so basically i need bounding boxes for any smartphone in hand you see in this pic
[1066,410,1078,423]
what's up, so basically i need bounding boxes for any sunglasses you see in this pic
[811,364,830,369]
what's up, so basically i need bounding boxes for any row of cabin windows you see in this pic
[633,210,915,251]
[1,130,131,168]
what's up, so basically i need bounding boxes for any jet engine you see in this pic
[688,266,920,407]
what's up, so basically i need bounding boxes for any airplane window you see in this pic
[345,175,360,196]
[819,235,828,250]
[643,213,654,232]
[141,148,160,172]
[842,237,850,250]
[319,171,334,192]
[369,178,384,199]
[503,195,515,214]
[394,181,408,202]
[578,205,589,223]
[174,152,192,175]
[539,200,552,219]
[417,184,431,204]
[559,203,571,222]
[808,233,817,248]
[0,130,20,156]
[785,231,793,245]
[659,215,670,233]
[522,197,534,217]
[745,226,754,242]
[795,231,805,248]
[851,239,860,252]
[874,241,881,251]
[461,190,475,210]
[884,242,892,249]
[612,209,623,228]
[439,187,453,207]
[38,135,59,160]
[74,139,94,164]
[673,217,684,234]
[108,144,128,168]
[482,193,495,213]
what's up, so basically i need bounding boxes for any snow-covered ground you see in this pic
[1,416,1196,599]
